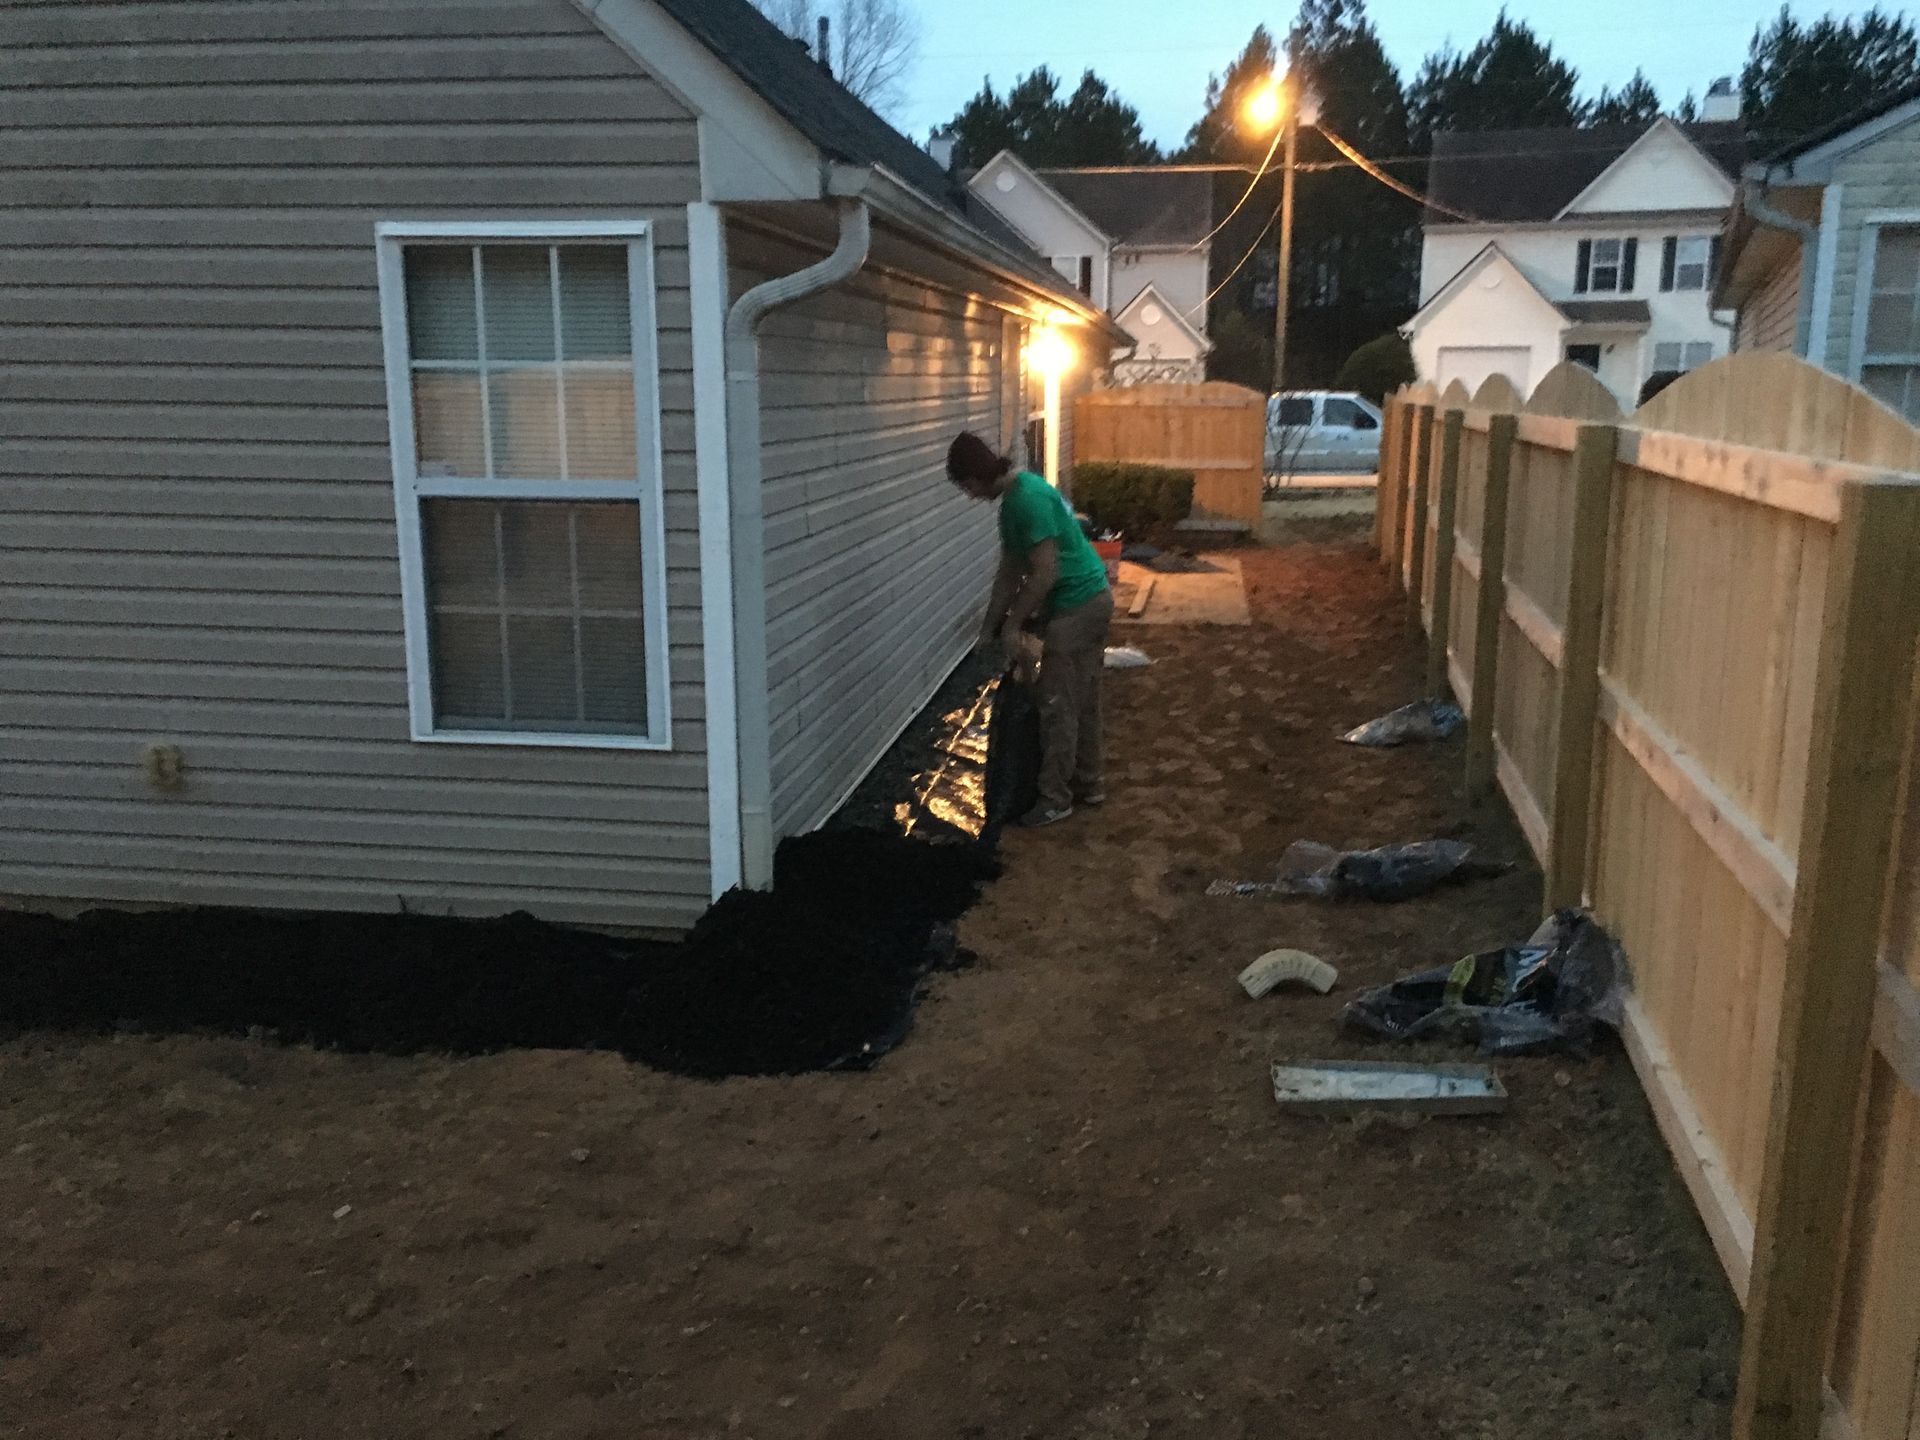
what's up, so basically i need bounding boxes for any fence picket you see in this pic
[1465,413,1515,799]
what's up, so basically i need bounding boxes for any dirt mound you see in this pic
[0,830,997,1078]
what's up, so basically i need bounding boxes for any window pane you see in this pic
[480,246,556,362]
[1875,229,1920,292]
[420,499,648,735]
[1351,408,1378,430]
[405,247,478,362]
[505,614,578,723]
[429,611,506,724]
[1592,239,1621,263]
[1866,293,1920,355]
[412,370,486,478]
[423,498,499,608]
[557,246,632,359]
[1323,398,1360,427]
[1275,397,1312,425]
[488,366,563,478]
[574,503,643,610]
[500,502,573,609]
[564,367,639,480]
[580,615,648,726]
[1864,365,1919,421]
[1684,343,1713,369]
[1654,342,1681,370]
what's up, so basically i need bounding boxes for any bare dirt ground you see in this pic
[0,527,1738,1440]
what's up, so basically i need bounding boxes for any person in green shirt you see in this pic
[946,430,1115,827]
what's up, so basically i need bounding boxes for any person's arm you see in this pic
[998,539,1058,647]
[979,550,1023,645]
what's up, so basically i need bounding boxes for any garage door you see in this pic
[1435,346,1530,397]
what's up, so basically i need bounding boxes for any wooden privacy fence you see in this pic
[1377,354,1920,1440]
[1074,381,1264,529]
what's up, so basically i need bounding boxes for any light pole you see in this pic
[1244,58,1305,397]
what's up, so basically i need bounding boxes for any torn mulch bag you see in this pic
[1207,839,1507,901]
[982,673,1042,845]
[1341,699,1464,747]
[1341,908,1626,1055]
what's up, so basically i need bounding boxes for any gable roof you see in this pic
[1759,79,1920,169]
[1113,280,1211,353]
[1428,120,1746,224]
[644,0,1033,251]
[1404,242,1568,331]
[1035,168,1217,248]
[968,150,1117,248]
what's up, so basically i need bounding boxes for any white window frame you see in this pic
[1672,235,1712,292]
[373,219,673,750]
[1588,237,1625,293]
[1848,211,1920,413]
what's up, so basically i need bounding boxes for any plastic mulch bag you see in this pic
[1104,646,1151,669]
[1273,838,1503,901]
[981,675,1042,846]
[1342,699,1465,747]
[1341,908,1626,1055]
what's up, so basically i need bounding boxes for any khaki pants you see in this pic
[1036,589,1114,811]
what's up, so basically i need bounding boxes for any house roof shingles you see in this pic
[1426,122,1747,224]
[1035,168,1217,248]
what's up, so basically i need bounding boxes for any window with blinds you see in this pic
[1862,226,1920,424]
[377,226,669,748]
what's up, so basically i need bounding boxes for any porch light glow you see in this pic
[1027,325,1075,378]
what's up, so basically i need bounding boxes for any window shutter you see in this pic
[1575,240,1592,294]
[1709,234,1724,287]
[1660,237,1677,292]
[1621,237,1638,292]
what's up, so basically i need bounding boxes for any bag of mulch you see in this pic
[1341,699,1464,747]
[1341,908,1625,1055]
[1274,838,1507,901]
[982,675,1042,845]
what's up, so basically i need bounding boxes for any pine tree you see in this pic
[1741,6,1920,146]
[944,67,1160,168]
[1407,11,1586,148]
[1590,71,1662,127]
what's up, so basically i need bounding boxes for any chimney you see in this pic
[1701,76,1740,123]
[927,128,957,174]
[816,15,831,75]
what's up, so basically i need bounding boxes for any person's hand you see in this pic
[1009,630,1043,685]
[973,625,1005,669]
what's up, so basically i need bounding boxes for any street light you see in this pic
[1243,63,1305,397]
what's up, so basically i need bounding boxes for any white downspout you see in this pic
[723,199,872,890]
[1743,178,1820,359]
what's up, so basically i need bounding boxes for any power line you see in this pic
[1182,119,1286,255]
[1316,122,1487,222]
[1186,208,1279,320]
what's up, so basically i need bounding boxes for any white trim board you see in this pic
[372,218,675,752]
[1846,211,1920,383]
[687,202,744,898]
[1553,117,1735,220]
[1806,183,1844,364]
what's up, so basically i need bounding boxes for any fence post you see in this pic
[1465,413,1516,799]
[1403,404,1433,601]
[1542,421,1618,914]
[1374,395,1393,559]
[1733,483,1920,1440]
[1426,408,1465,697]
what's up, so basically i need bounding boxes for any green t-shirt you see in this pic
[997,470,1110,617]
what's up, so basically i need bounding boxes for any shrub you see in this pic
[1072,462,1196,536]
[1335,332,1418,403]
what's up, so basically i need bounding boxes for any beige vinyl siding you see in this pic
[1738,253,1803,354]
[729,225,1005,838]
[1821,114,1920,374]
[0,0,713,933]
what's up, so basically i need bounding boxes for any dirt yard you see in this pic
[0,527,1738,1439]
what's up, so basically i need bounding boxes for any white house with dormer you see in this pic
[968,152,1216,384]
[1405,104,1748,407]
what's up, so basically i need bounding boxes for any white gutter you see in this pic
[724,198,873,890]
[1741,177,1821,358]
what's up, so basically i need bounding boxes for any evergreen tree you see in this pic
[1178,25,1284,164]
[1741,6,1920,146]
[944,67,1160,168]
[1590,70,1662,127]
[1407,11,1586,148]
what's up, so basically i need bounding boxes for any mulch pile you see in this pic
[0,830,997,1079]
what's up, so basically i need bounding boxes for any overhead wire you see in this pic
[1181,119,1287,254]
[1185,208,1279,320]
[1314,123,1490,223]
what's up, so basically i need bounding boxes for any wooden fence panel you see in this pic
[1446,422,1489,710]
[1074,382,1265,529]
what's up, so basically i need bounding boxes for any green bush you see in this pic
[1072,462,1196,536]
[1335,332,1418,403]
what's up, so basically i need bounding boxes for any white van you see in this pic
[1265,390,1383,475]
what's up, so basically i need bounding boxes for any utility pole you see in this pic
[1272,38,1302,396]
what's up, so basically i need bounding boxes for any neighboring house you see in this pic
[1405,110,1746,407]
[1716,83,1920,422]
[968,156,1216,384]
[0,0,1123,934]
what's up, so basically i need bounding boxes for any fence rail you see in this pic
[1376,354,1920,1440]
[1073,381,1264,529]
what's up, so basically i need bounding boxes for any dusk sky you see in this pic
[892,0,1899,149]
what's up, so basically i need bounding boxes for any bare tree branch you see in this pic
[752,0,919,116]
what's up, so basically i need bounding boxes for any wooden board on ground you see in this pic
[1271,1060,1509,1116]
[1113,558,1250,626]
